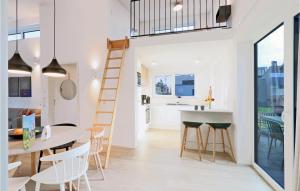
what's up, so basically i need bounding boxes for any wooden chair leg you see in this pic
[195,128,202,161]
[225,129,236,162]
[198,128,204,150]
[212,128,216,162]
[221,129,225,153]
[204,127,211,151]
[180,127,187,157]
[31,152,36,175]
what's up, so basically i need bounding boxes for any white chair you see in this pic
[89,130,105,180]
[8,161,30,191]
[31,141,92,191]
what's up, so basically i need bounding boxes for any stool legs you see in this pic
[195,128,202,160]
[204,127,210,151]
[180,126,203,161]
[212,128,216,162]
[225,129,236,162]
[205,127,235,162]
[198,128,204,149]
[180,127,188,157]
[221,130,225,153]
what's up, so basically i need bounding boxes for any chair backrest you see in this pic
[8,161,21,171]
[90,130,105,154]
[40,141,90,182]
[268,121,283,139]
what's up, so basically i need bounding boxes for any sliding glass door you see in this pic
[254,24,285,188]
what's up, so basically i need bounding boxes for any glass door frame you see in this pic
[254,23,285,191]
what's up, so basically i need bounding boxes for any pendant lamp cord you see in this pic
[15,0,18,53]
[53,0,56,58]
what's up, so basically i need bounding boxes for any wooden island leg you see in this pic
[31,152,36,175]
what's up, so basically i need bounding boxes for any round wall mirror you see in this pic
[60,79,77,100]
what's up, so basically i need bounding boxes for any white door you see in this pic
[48,64,79,125]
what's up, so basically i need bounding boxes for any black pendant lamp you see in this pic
[42,0,66,77]
[8,0,32,75]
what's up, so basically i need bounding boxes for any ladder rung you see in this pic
[96,111,114,114]
[109,57,122,60]
[102,88,117,90]
[94,123,112,127]
[110,48,123,51]
[106,67,121,70]
[99,99,116,102]
[104,77,119,80]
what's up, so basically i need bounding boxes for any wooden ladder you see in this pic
[92,37,129,168]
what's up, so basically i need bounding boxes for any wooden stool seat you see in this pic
[205,123,235,162]
[180,122,204,160]
[183,121,203,128]
[206,123,231,129]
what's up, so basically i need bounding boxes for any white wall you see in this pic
[8,38,42,109]
[40,0,134,148]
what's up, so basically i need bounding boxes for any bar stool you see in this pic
[180,121,204,160]
[204,123,235,162]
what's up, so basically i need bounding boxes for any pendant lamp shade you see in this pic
[42,0,66,78]
[8,0,32,75]
[173,1,183,12]
[42,58,66,77]
[8,52,32,74]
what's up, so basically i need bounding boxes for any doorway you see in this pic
[254,24,285,188]
[48,64,79,125]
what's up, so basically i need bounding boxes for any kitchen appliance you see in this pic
[141,95,147,105]
[145,105,151,125]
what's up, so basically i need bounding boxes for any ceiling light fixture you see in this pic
[173,1,183,12]
[42,0,66,78]
[8,0,32,75]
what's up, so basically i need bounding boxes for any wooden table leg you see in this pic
[31,152,36,175]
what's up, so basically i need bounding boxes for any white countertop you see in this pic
[179,109,233,113]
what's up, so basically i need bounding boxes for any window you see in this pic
[24,30,40,39]
[8,30,40,41]
[175,74,195,96]
[155,75,172,95]
[8,33,22,41]
[254,24,284,187]
[9,77,32,97]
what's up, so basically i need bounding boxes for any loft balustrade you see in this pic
[130,0,231,37]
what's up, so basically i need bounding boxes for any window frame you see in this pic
[254,22,285,189]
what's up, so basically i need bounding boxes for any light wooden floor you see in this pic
[14,129,273,191]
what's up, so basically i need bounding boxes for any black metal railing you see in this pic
[130,0,230,38]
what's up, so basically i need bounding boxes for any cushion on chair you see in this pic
[207,123,231,129]
[183,121,203,128]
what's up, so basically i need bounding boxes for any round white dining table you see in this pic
[9,126,89,175]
